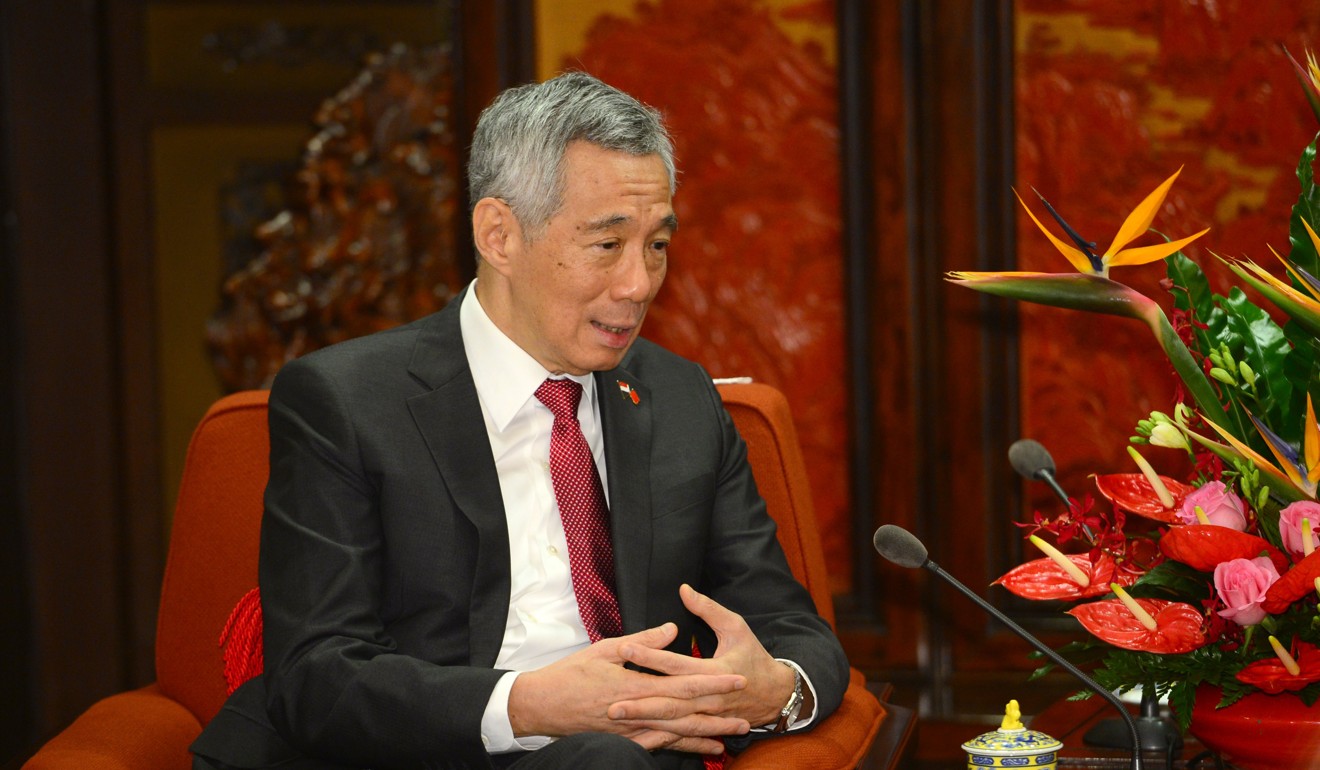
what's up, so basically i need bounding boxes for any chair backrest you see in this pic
[715,382,835,628]
[155,390,270,725]
[152,382,831,727]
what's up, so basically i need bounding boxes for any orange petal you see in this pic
[1202,414,1309,498]
[1103,167,1184,258]
[1307,395,1320,487]
[1106,228,1209,267]
[1258,247,1320,309]
[1014,189,1095,274]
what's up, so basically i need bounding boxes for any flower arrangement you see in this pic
[949,50,1320,731]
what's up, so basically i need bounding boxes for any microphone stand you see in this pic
[920,557,1145,770]
[1084,685,1183,753]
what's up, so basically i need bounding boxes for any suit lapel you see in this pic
[597,369,653,633]
[405,296,510,668]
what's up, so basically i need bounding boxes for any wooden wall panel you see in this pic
[2,1,125,753]
[0,3,33,759]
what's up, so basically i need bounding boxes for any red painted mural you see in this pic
[1015,1,1320,511]
[558,0,851,588]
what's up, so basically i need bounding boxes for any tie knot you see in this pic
[535,378,584,420]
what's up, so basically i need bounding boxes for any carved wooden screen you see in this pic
[206,44,466,391]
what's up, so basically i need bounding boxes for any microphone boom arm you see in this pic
[922,557,1145,770]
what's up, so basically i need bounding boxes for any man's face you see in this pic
[501,141,674,375]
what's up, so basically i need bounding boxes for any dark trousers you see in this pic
[194,732,670,770]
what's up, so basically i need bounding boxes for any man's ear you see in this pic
[472,197,520,276]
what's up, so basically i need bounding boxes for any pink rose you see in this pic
[1214,556,1281,626]
[1279,501,1320,557]
[1177,481,1247,531]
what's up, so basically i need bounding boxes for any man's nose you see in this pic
[612,245,656,302]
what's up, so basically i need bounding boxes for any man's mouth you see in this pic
[592,320,638,348]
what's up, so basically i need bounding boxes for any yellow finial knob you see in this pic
[1000,699,1023,731]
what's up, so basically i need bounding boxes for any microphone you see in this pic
[1008,439,1071,507]
[873,524,1145,770]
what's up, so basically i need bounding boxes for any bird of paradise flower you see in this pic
[952,167,1320,508]
[947,169,1228,431]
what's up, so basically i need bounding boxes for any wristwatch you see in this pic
[772,664,804,733]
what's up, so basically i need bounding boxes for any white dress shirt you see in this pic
[459,283,815,753]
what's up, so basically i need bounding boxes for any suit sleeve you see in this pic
[259,359,501,769]
[693,373,851,738]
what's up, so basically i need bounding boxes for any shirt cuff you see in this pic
[480,671,555,753]
[750,659,819,733]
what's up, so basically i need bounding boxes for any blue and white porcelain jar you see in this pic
[961,700,1063,769]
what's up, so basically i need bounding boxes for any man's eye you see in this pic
[651,240,670,252]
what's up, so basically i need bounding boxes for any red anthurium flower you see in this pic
[995,553,1133,601]
[1261,550,1320,614]
[1159,524,1290,574]
[1236,642,1320,694]
[1069,597,1207,653]
[1094,473,1195,523]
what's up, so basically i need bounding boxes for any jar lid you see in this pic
[961,699,1063,757]
[961,726,1063,757]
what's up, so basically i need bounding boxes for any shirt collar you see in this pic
[460,280,596,433]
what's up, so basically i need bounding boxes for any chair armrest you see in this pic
[24,684,202,770]
[729,669,886,770]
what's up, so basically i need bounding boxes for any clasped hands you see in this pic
[508,584,797,755]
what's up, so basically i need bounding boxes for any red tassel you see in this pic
[219,587,264,694]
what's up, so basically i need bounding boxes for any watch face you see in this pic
[786,696,804,725]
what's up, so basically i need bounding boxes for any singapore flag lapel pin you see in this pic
[617,380,640,405]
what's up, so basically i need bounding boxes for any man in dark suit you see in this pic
[192,71,848,770]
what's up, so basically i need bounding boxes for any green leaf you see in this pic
[1128,560,1211,603]
[1167,680,1196,733]
[1221,287,1296,437]
[1167,251,1228,357]
[1300,681,1320,707]
[1282,326,1320,421]
[1288,132,1320,279]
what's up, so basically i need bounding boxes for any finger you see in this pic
[679,584,746,638]
[611,712,750,739]
[630,730,727,756]
[602,622,679,660]
[666,736,730,756]
[618,642,710,675]
[607,692,728,721]
[627,621,680,649]
[608,672,745,717]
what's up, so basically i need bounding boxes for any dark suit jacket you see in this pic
[192,293,849,770]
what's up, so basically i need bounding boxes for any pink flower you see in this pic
[1214,557,1281,626]
[1177,481,1247,531]
[1278,501,1320,558]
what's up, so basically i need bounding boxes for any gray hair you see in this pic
[467,71,676,238]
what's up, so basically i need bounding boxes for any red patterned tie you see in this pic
[535,378,623,643]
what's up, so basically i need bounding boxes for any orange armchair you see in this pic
[25,384,891,769]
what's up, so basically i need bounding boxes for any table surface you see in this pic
[861,682,918,770]
[1028,696,1213,769]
